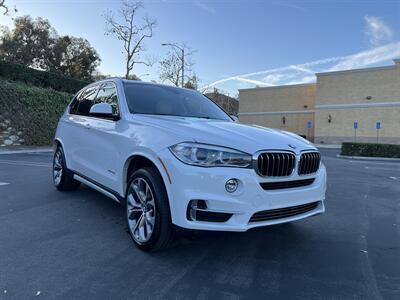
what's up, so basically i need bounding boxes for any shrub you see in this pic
[341,142,400,158]
[0,60,89,94]
[0,79,71,146]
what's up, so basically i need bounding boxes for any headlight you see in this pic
[169,142,252,168]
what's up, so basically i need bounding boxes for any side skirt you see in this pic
[73,173,124,204]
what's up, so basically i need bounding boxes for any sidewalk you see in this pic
[314,144,341,149]
[336,154,400,162]
[0,146,53,155]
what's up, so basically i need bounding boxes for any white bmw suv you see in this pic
[53,78,327,251]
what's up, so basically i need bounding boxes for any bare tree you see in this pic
[104,0,156,79]
[159,44,196,87]
[0,0,7,15]
[0,0,16,15]
[159,51,182,87]
[184,74,200,90]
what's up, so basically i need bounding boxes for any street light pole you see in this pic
[161,43,185,88]
[181,47,184,88]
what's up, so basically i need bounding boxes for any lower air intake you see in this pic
[260,178,315,190]
[249,201,319,222]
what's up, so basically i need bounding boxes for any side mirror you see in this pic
[89,103,113,117]
[230,115,239,122]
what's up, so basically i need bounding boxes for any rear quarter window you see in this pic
[69,85,98,116]
[69,90,84,115]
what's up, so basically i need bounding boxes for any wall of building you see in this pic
[315,61,400,144]
[239,84,316,139]
[315,107,400,144]
[238,60,400,145]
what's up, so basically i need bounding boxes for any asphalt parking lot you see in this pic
[0,149,399,299]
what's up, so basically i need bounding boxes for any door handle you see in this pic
[85,124,91,129]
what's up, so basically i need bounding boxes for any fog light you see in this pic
[225,179,238,193]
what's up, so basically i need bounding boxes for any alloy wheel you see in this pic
[127,177,156,244]
[53,149,63,186]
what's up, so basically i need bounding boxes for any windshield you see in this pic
[123,82,232,121]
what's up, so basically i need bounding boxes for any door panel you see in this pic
[80,82,122,192]
[62,115,91,173]
[82,117,122,191]
[64,85,98,175]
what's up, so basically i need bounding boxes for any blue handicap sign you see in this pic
[354,122,358,129]
[376,122,381,130]
[307,121,312,129]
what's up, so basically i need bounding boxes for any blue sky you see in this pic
[1,0,399,95]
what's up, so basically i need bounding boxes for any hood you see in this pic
[131,115,316,154]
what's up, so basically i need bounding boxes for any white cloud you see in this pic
[262,73,286,84]
[328,42,400,71]
[205,56,345,88]
[365,15,393,46]
[285,75,316,85]
[202,16,398,95]
[231,77,275,86]
[290,65,314,74]
[274,2,309,13]
[194,1,216,14]
[204,42,400,94]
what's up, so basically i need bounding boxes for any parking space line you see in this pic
[0,182,10,186]
[348,159,400,166]
[364,166,400,172]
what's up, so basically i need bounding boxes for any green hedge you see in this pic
[341,142,400,158]
[0,60,89,94]
[0,79,71,146]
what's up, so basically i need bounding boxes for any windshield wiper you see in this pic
[135,113,222,120]
[186,116,212,119]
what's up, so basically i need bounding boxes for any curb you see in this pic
[0,148,53,155]
[336,154,400,162]
[315,144,341,149]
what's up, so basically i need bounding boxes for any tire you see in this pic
[126,167,174,251]
[53,145,80,191]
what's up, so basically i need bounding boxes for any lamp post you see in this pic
[161,43,185,87]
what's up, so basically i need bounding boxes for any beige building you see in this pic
[239,59,400,144]
[239,83,316,139]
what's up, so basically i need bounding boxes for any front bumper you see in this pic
[158,148,327,232]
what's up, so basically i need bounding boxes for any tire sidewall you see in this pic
[126,168,168,250]
[53,146,66,188]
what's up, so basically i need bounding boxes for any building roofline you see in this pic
[316,64,397,77]
[238,82,316,92]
